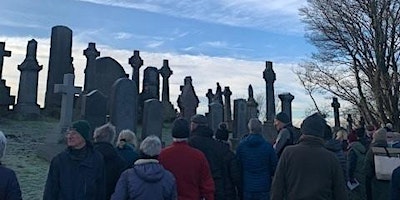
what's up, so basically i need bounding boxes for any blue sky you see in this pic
[0,0,336,124]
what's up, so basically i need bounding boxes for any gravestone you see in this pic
[83,42,100,93]
[278,92,294,122]
[44,26,74,115]
[233,98,248,139]
[213,82,223,105]
[129,50,143,93]
[177,76,199,121]
[80,90,107,137]
[263,61,276,122]
[331,97,341,128]
[347,114,353,132]
[142,99,163,140]
[247,84,258,121]
[0,42,15,113]
[223,86,232,127]
[209,102,223,132]
[109,78,138,135]
[206,89,214,104]
[159,59,176,121]
[54,74,82,135]
[141,66,160,100]
[15,39,43,116]
[93,57,127,98]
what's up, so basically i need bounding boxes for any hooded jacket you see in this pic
[0,163,22,200]
[325,139,348,181]
[111,159,177,200]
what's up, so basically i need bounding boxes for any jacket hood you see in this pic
[133,159,164,183]
[243,134,265,147]
[191,126,214,138]
[93,142,119,160]
[325,139,342,152]
[350,141,367,154]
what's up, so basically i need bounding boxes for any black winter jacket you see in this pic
[0,163,22,200]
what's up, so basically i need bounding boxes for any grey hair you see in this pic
[93,123,116,143]
[0,131,6,160]
[117,129,138,149]
[140,135,162,157]
[248,118,262,133]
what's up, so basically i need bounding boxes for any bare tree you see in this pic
[297,0,400,129]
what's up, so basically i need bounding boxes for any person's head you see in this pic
[274,112,290,131]
[354,127,366,139]
[248,118,262,134]
[335,128,348,141]
[215,122,229,141]
[172,118,190,140]
[190,114,208,131]
[300,113,326,139]
[384,123,393,132]
[93,123,115,143]
[372,128,387,143]
[139,135,162,159]
[117,129,138,149]
[0,131,6,161]
[323,124,333,141]
[66,120,91,149]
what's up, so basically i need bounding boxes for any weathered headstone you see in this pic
[347,114,353,132]
[83,42,100,93]
[159,59,176,121]
[278,92,294,122]
[0,42,14,113]
[0,42,12,79]
[141,66,160,100]
[177,76,199,121]
[80,90,107,137]
[213,82,223,105]
[331,97,340,128]
[93,57,127,98]
[206,89,214,104]
[15,39,43,116]
[223,86,232,127]
[129,50,143,93]
[54,74,82,135]
[44,26,74,115]
[209,102,223,132]
[233,98,248,139]
[142,99,163,140]
[109,78,137,135]
[247,84,258,120]
[263,61,276,122]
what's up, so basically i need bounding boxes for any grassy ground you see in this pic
[0,117,173,200]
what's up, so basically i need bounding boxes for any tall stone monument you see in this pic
[0,42,11,79]
[347,114,353,132]
[332,97,340,128]
[0,42,14,113]
[44,25,74,116]
[83,42,100,93]
[177,76,199,121]
[223,86,232,127]
[15,39,43,116]
[247,84,258,121]
[278,92,294,122]
[263,61,276,122]
[159,59,176,121]
[129,50,143,93]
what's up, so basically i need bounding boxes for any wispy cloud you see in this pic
[146,40,164,48]
[113,32,133,40]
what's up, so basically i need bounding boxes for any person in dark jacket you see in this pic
[189,114,241,200]
[43,120,106,200]
[348,127,367,200]
[237,118,277,200]
[116,129,139,166]
[324,125,348,182]
[271,113,347,200]
[391,166,400,200]
[93,123,128,200]
[111,135,177,200]
[364,128,390,200]
[0,131,22,200]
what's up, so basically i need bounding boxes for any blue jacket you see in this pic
[236,133,277,193]
[111,159,177,200]
[0,164,22,200]
[43,145,106,200]
[391,166,400,200]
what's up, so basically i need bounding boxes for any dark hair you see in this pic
[355,127,365,138]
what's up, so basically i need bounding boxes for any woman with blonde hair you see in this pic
[116,129,139,166]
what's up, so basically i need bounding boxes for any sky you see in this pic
[0,0,337,124]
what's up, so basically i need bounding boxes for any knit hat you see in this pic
[140,135,162,157]
[215,123,229,141]
[191,114,208,126]
[71,120,91,141]
[172,118,190,139]
[275,112,290,124]
[300,113,326,138]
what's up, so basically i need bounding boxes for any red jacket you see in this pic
[159,141,215,200]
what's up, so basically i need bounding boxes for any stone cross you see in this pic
[129,50,143,93]
[54,74,82,134]
[223,86,232,122]
[263,61,276,122]
[83,42,100,93]
[159,59,173,102]
[0,42,12,79]
[331,97,340,128]
[347,114,353,132]
[278,92,294,122]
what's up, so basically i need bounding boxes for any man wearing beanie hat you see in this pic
[189,114,242,199]
[112,135,177,199]
[43,120,106,200]
[273,112,301,158]
[159,118,215,200]
[271,113,347,200]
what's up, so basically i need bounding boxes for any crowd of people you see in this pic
[1,112,400,199]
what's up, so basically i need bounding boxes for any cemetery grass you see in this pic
[0,117,174,200]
